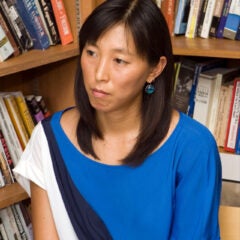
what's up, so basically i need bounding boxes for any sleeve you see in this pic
[170,131,222,240]
[13,122,48,196]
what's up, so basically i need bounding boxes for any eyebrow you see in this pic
[86,42,135,56]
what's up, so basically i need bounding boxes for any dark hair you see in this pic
[74,0,174,166]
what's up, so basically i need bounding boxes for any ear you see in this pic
[146,56,167,83]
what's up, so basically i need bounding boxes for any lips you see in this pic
[92,88,109,98]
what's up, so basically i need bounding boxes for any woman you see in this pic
[14,0,222,239]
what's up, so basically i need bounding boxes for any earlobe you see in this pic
[146,56,167,83]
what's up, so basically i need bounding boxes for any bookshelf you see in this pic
[0,0,239,238]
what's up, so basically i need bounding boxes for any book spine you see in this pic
[15,0,50,50]
[209,0,225,37]
[223,0,240,40]
[0,169,5,188]
[25,95,45,123]
[185,0,204,38]
[197,0,209,36]
[13,92,35,137]
[10,205,29,240]
[0,218,8,240]
[235,21,240,39]
[3,95,29,150]
[174,0,191,35]
[224,78,240,152]
[0,11,20,57]
[199,0,217,38]
[216,0,232,38]
[0,151,13,185]
[36,0,60,45]
[0,25,14,62]
[0,97,23,166]
[50,0,73,45]
[0,0,33,51]
[35,95,51,118]
[0,129,15,177]
[235,118,240,154]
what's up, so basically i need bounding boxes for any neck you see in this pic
[96,106,141,137]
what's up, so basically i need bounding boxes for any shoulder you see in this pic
[178,112,217,147]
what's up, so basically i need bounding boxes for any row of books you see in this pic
[173,57,240,154]
[157,0,240,40]
[0,0,73,62]
[0,200,32,240]
[0,91,50,188]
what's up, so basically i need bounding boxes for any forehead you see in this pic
[92,24,137,54]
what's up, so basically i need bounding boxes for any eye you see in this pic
[114,58,128,65]
[86,49,97,57]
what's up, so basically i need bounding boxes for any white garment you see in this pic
[13,122,78,240]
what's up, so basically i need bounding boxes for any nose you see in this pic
[95,57,109,82]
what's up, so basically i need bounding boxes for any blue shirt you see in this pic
[51,110,222,239]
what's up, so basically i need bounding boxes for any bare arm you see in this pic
[30,181,59,240]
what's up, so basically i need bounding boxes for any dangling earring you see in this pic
[145,82,155,94]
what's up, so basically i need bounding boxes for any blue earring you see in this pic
[145,82,155,94]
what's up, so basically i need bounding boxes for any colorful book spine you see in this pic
[36,0,60,45]
[3,94,29,150]
[209,0,225,37]
[224,78,240,152]
[50,0,73,45]
[216,0,232,38]
[0,11,21,57]
[223,0,240,40]
[0,25,14,62]
[174,0,191,35]
[235,118,240,154]
[15,0,50,49]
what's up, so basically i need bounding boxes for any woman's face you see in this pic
[81,24,155,114]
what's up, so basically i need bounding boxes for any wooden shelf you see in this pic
[0,183,29,209]
[0,43,79,77]
[172,36,240,59]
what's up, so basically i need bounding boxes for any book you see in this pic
[15,0,50,50]
[207,67,240,135]
[25,95,45,123]
[172,58,196,113]
[223,0,240,40]
[215,84,234,146]
[35,0,60,45]
[0,218,8,240]
[0,207,22,240]
[50,0,73,45]
[174,0,191,35]
[224,77,240,152]
[235,21,240,39]
[185,0,204,38]
[11,204,31,240]
[0,0,33,52]
[0,10,20,57]
[0,150,13,185]
[209,0,225,37]
[193,68,221,126]
[0,169,5,188]
[216,0,232,38]
[160,0,176,36]
[3,94,29,150]
[13,91,35,137]
[0,25,14,62]
[0,96,23,166]
[35,95,51,118]
[187,58,226,117]
[0,129,15,180]
[235,118,240,154]
[198,0,217,38]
